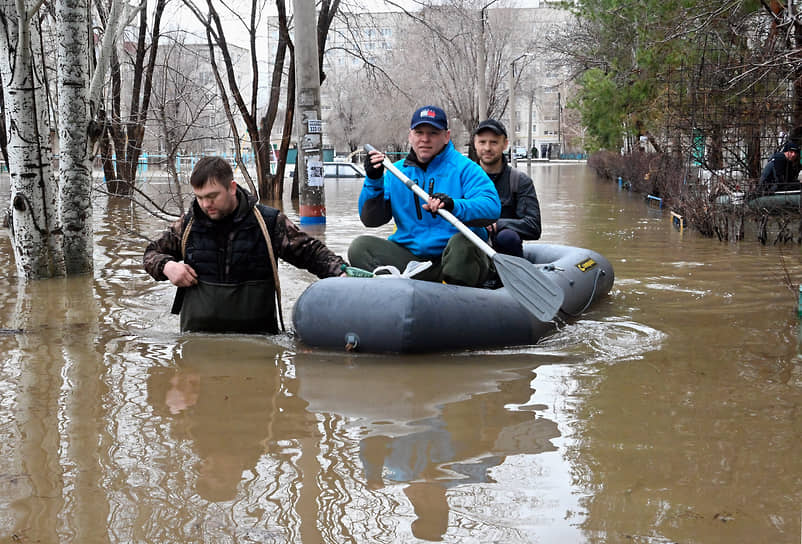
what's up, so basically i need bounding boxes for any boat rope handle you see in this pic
[561,268,604,318]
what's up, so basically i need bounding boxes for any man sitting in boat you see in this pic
[143,156,346,334]
[472,119,542,259]
[349,105,501,286]
[758,140,801,195]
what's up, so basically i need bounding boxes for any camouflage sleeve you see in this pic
[273,212,346,278]
[143,217,185,281]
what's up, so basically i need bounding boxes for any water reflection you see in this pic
[135,339,562,542]
[148,339,282,503]
[2,166,801,542]
[296,358,559,541]
[1,274,107,543]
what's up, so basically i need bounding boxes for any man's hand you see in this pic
[423,192,454,217]
[163,261,198,287]
[364,150,385,179]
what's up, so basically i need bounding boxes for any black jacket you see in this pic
[759,151,800,195]
[489,160,542,240]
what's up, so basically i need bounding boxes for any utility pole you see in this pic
[527,91,534,163]
[509,53,531,168]
[477,1,499,121]
[557,91,562,159]
[293,0,326,225]
[509,59,517,168]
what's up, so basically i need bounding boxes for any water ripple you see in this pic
[536,318,667,364]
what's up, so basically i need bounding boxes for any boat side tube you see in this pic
[523,244,615,317]
[292,244,614,353]
[292,277,550,353]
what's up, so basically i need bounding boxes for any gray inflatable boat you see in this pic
[292,243,614,353]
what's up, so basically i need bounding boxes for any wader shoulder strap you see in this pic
[253,207,286,332]
[181,217,194,259]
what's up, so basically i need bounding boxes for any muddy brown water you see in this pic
[0,164,800,543]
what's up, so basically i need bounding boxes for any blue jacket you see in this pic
[358,141,501,258]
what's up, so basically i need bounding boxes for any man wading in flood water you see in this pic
[143,156,346,334]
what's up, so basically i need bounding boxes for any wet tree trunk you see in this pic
[260,6,291,200]
[57,0,94,274]
[0,0,66,279]
[0,84,8,171]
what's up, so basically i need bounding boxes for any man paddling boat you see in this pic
[348,105,501,286]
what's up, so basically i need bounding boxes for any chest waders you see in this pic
[176,208,286,334]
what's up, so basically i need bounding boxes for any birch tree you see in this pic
[0,85,8,171]
[57,0,93,274]
[0,0,66,278]
[0,0,154,279]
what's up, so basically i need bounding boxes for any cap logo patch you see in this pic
[421,109,436,118]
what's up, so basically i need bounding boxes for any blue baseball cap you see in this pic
[410,105,448,130]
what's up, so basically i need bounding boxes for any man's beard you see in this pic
[480,154,503,168]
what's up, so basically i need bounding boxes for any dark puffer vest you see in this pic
[180,187,281,334]
[183,191,278,283]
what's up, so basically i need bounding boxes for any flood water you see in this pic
[1,164,801,543]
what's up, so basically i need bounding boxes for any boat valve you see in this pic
[542,264,564,272]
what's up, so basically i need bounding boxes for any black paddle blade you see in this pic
[493,253,564,322]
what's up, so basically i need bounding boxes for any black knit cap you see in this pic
[475,119,508,138]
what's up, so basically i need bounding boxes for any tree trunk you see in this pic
[793,15,802,126]
[286,59,298,200]
[0,83,8,171]
[0,0,65,279]
[57,0,94,274]
[261,0,293,200]
[102,0,164,195]
[708,124,723,171]
[746,128,761,179]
